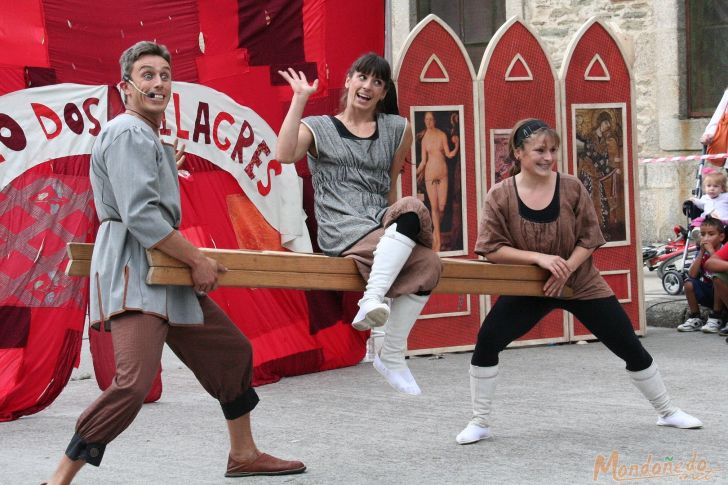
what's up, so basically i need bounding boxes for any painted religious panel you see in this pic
[411,105,467,256]
[478,17,566,346]
[572,103,629,246]
[490,129,513,184]
[560,18,644,336]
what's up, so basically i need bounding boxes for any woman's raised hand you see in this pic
[278,68,319,97]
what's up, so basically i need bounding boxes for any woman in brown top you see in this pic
[456,119,702,445]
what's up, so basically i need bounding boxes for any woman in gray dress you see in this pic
[276,54,441,396]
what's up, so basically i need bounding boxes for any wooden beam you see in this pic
[147,267,367,291]
[65,259,91,277]
[147,247,359,275]
[145,267,550,296]
[440,258,549,281]
[65,242,570,297]
[67,242,94,260]
[145,248,550,282]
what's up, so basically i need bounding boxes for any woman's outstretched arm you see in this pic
[276,68,318,163]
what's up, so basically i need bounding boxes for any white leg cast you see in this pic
[373,293,428,395]
[352,224,415,331]
[628,363,703,429]
[456,365,497,444]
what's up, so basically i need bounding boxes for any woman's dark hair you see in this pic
[340,53,399,115]
[507,118,561,176]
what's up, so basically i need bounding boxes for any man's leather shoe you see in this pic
[225,452,306,477]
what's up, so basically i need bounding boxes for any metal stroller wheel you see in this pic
[662,269,685,295]
[656,250,697,279]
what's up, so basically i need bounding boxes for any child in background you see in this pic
[689,169,728,222]
[677,217,726,332]
[702,218,728,336]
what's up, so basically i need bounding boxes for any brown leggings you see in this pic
[67,296,258,466]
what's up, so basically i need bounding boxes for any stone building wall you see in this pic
[520,0,693,243]
[521,0,657,157]
[390,0,709,243]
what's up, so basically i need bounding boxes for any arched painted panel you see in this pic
[477,16,566,346]
[394,15,480,354]
[560,18,644,337]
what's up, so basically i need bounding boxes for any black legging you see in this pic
[393,212,431,297]
[471,295,653,371]
[393,211,420,240]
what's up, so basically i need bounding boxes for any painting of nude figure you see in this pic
[411,106,466,256]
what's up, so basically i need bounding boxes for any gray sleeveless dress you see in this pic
[301,113,441,296]
[301,113,406,256]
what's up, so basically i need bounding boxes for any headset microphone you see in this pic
[123,76,164,100]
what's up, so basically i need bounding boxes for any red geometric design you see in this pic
[0,163,96,309]
[29,183,71,215]
[587,60,606,77]
[0,156,94,421]
[508,59,528,77]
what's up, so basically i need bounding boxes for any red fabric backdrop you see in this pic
[0,0,383,421]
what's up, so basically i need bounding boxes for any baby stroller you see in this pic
[661,147,714,295]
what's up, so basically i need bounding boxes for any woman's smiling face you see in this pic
[515,132,559,178]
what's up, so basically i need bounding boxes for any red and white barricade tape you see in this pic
[639,152,728,164]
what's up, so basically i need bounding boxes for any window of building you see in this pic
[416,0,506,66]
[686,0,728,118]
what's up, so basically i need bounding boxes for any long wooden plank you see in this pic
[434,278,547,296]
[67,242,94,260]
[147,248,358,274]
[69,243,550,282]
[440,258,548,281]
[147,267,367,291]
[145,267,551,296]
[145,248,549,282]
[66,242,570,297]
[65,259,91,277]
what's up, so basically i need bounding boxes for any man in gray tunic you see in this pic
[45,41,305,484]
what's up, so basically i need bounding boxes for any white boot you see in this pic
[352,224,415,331]
[456,365,497,444]
[373,293,428,395]
[628,363,703,429]
[361,326,385,363]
